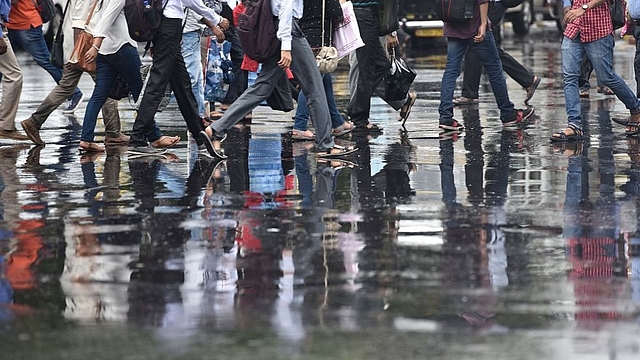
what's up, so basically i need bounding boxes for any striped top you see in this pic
[352,0,379,7]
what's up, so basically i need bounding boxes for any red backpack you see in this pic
[237,0,281,62]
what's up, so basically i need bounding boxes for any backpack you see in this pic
[124,0,164,42]
[435,0,476,24]
[237,0,280,62]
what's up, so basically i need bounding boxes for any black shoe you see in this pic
[199,130,227,159]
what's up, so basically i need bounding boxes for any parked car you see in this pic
[398,0,564,39]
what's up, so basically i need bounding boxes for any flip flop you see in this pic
[291,129,315,141]
[151,135,180,149]
[397,91,417,127]
[332,121,355,137]
[317,144,358,159]
[79,141,105,153]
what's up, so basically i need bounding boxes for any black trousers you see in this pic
[130,17,204,147]
[461,2,535,99]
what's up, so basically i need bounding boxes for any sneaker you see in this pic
[503,108,535,127]
[62,91,84,114]
[127,146,168,156]
[105,133,130,145]
[198,144,215,159]
[21,117,44,145]
[524,76,540,104]
[0,128,30,141]
[439,119,464,131]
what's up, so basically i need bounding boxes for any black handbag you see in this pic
[378,0,399,36]
[609,0,625,30]
[50,0,70,69]
[384,50,417,101]
[33,0,57,23]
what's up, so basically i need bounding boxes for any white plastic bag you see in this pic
[333,1,365,59]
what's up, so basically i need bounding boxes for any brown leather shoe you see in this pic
[20,118,44,145]
[0,128,30,141]
[105,133,130,145]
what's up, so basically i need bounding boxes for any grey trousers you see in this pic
[212,20,333,151]
[32,62,122,137]
[0,35,22,131]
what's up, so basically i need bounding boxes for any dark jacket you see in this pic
[300,0,343,48]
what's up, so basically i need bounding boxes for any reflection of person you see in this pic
[373,135,416,203]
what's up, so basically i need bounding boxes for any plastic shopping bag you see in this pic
[333,1,365,59]
[384,54,416,101]
[205,39,234,103]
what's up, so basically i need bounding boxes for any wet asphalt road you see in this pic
[2,22,640,359]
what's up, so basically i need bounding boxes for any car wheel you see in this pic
[511,0,533,35]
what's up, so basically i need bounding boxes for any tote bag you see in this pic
[334,1,365,59]
[384,51,417,101]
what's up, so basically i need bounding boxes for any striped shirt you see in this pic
[564,0,613,43]
[352,0,379,7]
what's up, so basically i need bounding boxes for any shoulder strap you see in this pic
[85,0,100,27]
[56,0,71,35]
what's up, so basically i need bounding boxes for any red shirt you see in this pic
[6,0,42,30]
[564,0,612,43]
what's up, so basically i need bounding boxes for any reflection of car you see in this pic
[398,0,444,39]
[505,0,563,35]
[399,0,563,39]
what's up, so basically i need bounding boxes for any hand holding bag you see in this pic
[384,49,417,101]
[333,1,365,59]
[68,0,99,73]
[50,0,71,69]
[316,0,339,73]
[378,0,399,36]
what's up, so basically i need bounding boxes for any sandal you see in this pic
[597,86,615,95]
[209,111,224,120]
[79,141,105,153]
[317,158,357,169]
[397,91,417,127]
[439,119,464,131]
[199,129,227,159]
[612,117,629,126]
[354,123,383,133]
[552,142,584,157]
[332,121,354,137]
[317,144,358,158]
[452,96,478,105]
[550,125,586,142]
[626,122,640,136]
[291,129,315,141]
[579,89,590,98]
[151,135,180,149]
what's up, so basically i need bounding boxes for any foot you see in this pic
[21,118,44,145]
[332,121,355,137]
[439,119,464,131]
[199,127,227,159]
[0,128,30,141]
[354,123,383,133]
[151,135,180,149]
[317,144,358,159]
[291,129,315,140]
[579,89,590,97]
[524,76,541,104]
[503,108,535,127]
[79,141,105,153]
[597,86,615,95]
[550,125,586,142]
[397,91,417,126]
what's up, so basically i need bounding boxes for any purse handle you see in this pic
[55,0,71,38]
[84,0,100,29]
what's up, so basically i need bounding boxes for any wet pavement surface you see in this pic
[3,23,640,359]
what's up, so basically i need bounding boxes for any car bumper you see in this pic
[403,20,445,37]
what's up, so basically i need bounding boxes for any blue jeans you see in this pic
[7,26,82,100]
[562,34,640,130]
[439,33,515,124]
[181,30,205,117]
[293,73,344,131]
[82,44,160,142]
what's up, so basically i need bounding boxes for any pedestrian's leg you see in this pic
[439,37,468,123]
[31,64,83,126]
[81,58,117,144]
[461,49,482,99]
[586,35,640,113]
[290,21,333,151]
[473,32,515,122]
[181,30,205,117]
[635,24,640,97]
[562,36,584,130]
[0,37,22,131]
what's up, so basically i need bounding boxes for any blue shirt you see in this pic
[629,0,640,19]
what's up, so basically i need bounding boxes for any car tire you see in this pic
[511,0,533,35]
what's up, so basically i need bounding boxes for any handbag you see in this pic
[316,0,339,73]
[33,0,56,23]
[384,49,416,101]
[333,1,365,59]
[378,0,399,36]
[50,0,71,69]
[68,0,99,73]
[609,0,625,30]
[205,39,234,103]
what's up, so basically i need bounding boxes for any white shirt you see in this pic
[90,0,137,55]
[164,0,222,26]
[271,0,303,51]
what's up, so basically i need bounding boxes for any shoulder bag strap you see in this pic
[85,0,100,28]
